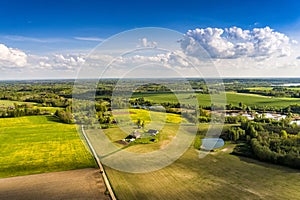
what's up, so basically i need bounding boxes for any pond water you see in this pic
[201,138,225,150]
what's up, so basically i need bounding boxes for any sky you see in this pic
[1,0,300,79]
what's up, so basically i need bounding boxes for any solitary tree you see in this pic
[136,118,142,128]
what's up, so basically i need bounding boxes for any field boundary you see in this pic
[81,125,117,200]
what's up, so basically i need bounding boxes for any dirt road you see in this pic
[0,168,110,200]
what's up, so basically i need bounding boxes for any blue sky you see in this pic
[1,0,300,38]
[0,0,300,79]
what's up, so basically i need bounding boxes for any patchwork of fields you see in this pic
[0,91,300,199]
[85,110,300,200]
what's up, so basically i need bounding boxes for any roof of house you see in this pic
[130,130,141,138]
[148,129,159,134]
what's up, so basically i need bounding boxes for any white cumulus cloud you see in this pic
[38,54,85,70]
[0,44,27,68]
[181,26,294,59]
[0,43,85,72]
[112,51,190,69]
[138,38,158,48]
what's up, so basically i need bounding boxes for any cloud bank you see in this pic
[0,43,85,72]
[182,26,294,59]
[0,26,299,79]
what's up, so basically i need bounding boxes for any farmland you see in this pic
[0,79,300,199]
[132,91,300,108]
[0,115,96,178]
[86,108,189,153]
[87,123,182,153]
[113,108,187,125]
[225,92,300,108]
[104,147,300,200]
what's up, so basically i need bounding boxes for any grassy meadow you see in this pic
[132,92,300,108]
[0,115,96,178]
[0,100,35,106]
[225,92,300,108]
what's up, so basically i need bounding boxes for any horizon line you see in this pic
[1,77,300,81]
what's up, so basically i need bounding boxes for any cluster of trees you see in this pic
[198,108,211,122]
[224,115,246,124]
[0,81,74,102]
[0,103,50,118]
[285,104,300,114]
[130,97,153,107]
[129,97,188,115]
[136,118,145,128]
[222,118,300,169]
[237,88,300,98]
[227,127,246,141]
[24,94,71,107]
[251,136,300,168]
[72,100,114,128]
[221,122,257,142]
[54,109,74,124]
[134,83,171,93]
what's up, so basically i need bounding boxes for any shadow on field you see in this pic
[236,155,299,173]
[100,143,131,159]
[46,115,62,123]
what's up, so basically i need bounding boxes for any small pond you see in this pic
[201,138,225,150]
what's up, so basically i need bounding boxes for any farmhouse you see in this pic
[128,130,142,139]
[147,129,159,136]
[125,130,142,142]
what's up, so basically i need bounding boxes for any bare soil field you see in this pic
[0,168,110,200]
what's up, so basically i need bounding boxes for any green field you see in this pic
[113,108,187,125]
[226,92,300,107]
[245,87,273,90]
[0,100,35,106]
[105,147,300,200]
[32,105,63,113]
[132,92,300,108]
[0,115,96,178]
